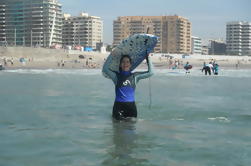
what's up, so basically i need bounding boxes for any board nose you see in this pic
[148,35,158,46]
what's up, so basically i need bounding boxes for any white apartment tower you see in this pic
[0,0,62,47]
[226,21,251,56]
[191,36,202,54]
[62,13,103,49]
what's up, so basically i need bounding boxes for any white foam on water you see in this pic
[153,68,251,78]
[3,69,102,75]
[171,118,185,121]
[208,117,231,123]
[2,68,251,78]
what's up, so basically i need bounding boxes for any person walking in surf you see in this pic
[202,62,213,75]
[213,63,219,75]
[184,61,192,74]
[102,54,153,120]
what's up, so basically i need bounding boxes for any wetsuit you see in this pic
[102,56,153,120]
[213,64,219,75]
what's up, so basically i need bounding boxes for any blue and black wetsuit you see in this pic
[102,56,154,120]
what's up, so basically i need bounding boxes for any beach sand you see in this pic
[1,47,251,70]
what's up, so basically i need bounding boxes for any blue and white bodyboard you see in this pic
[103,34,158,78]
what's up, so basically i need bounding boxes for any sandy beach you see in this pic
[1,47,251,70]
[0,47,107,70]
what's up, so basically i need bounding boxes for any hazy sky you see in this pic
[60,0,251,44]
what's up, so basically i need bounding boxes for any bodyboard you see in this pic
[103,34,158,78]
[184,65,192,70]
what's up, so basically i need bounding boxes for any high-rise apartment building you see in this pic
[191,36,202,54]
[0,0,62,47]
[226,21,251,56]
[0,3,6,44]
[202,45,209,55]
[62,13,103,49]
[209,40,226,55]
[113,15,191,54]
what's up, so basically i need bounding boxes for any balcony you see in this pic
[32,10,43,13]
[32,15,43,18]
[31,6,43,10]
[32,24,43,29]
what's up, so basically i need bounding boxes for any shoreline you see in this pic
[1,47,251,70]
[2,61,251,70]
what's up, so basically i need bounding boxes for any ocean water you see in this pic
[0,68,251,166]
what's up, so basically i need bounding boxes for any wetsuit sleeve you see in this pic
[102,55,117,84]
[134,56,154,83]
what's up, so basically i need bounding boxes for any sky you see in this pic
[60,0,251,44]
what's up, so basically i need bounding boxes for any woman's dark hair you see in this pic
[119,55,132,71]
[120,55,132,65]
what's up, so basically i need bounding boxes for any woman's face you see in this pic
[120,57,131,71]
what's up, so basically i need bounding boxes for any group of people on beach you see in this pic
[168,58,220,75]
[169,59,184,69]
[202,60,219,75]
[57,58,99,69]
[2,57,14,66]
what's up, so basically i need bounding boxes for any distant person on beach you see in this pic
[175,60,179,69]
[202,62,213,75]
[168,58,173,69]
[184,61,192,74]
[203,61,206,66]
[102,54,153,120]
[61,60,65,67]
[212,60,217,73]
[0,63,3,70]
[236,60,240,69]
[172,60,179,69]
[11,58,14,65]
[4,58,7,66]
[202,62,206,71]
[235,63,238,69]
[213,63,219,75]
[210,59,214,65]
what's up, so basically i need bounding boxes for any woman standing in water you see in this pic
[102,55,153,120]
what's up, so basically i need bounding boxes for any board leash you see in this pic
[146,27,152,109]
[149,76,152,109]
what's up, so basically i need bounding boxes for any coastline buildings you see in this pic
[0,0,62,47]
[62,12,103,50]
[202,45,209,55]
[209,39,226,55]
[191,36,202,54]
[226,21,251,56]
[0,3,6,44]
[113,15,191,54]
